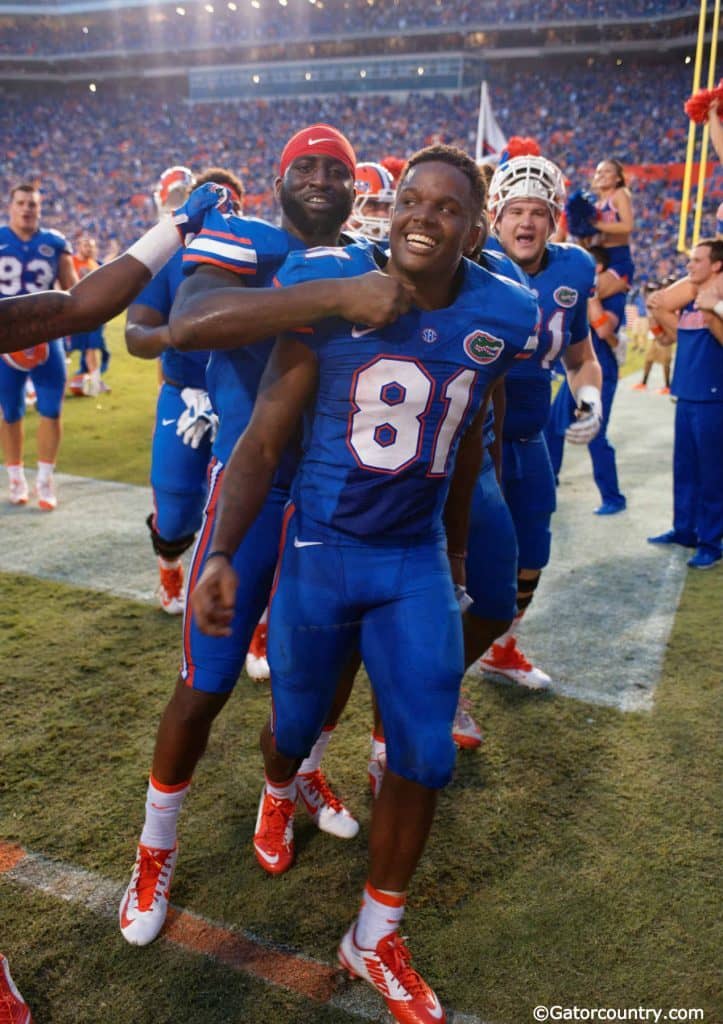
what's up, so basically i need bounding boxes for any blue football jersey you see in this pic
[182,209,306,465]
[276,241,539,544]
[498,241,596,438]
[673,302,723,403]
[133,249,209,390]
[0,225,71,297]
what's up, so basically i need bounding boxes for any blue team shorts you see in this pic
[466,449,518,621]
[268,506,464,789]
[502,432,557,571]
[180,460,287,693]
[150,383,213,541]
[604,245,635,287]
[0,338,66,421]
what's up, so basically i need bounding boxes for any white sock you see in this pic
[370,733,386,764]
[265,774,297,802]
[7,463,25,484]
[298,725,334,776]
[356,881,406,950]
[158,556,181,571]
[139,774,190,850]
[36,461,54,485]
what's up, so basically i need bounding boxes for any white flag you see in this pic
[475,80,507,163]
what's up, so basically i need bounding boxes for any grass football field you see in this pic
[1,320,721,1023]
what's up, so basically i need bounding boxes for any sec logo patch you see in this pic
[463,330,504,365]
[554,285,578,308]
[38,244,54,258]
[421,327,438,344]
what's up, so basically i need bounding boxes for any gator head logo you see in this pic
[554,285,578,308]
[463,330,504,365]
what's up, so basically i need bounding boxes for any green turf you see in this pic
[1,572,721,1022]
[22,315,158,486]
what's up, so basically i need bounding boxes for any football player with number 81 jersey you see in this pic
[191,145,539,1024]
[0,183,78,509]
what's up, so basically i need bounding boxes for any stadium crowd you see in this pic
[0,0,696,56]
[0,62,708,287]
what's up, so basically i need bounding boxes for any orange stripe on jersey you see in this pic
[183,254,256,275]
[197,228,253,244]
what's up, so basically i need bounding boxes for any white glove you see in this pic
[454,583,474,614]
[176,387,218,449]
[565,384,602,445]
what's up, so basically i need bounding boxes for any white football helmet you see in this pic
[154,165,195,214]
[488,155,566,225]
[346,162,396,241]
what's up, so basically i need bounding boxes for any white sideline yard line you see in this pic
[0,841,489,1024]
[0,377,686,712]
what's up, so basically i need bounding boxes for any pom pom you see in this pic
[380,155,405,185]
[565,188,598,238]
[506,136,541,159]
[684,80,723,124]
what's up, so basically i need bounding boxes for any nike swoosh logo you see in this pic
[293,537,323,548]
[254,844,279,865]
[119,890,134,930]
[161,418,175,426]
[427,994,444,1020]
[307,136,337,146]
[350,325,376,338]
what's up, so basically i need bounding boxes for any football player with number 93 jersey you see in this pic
[0,183,78,509]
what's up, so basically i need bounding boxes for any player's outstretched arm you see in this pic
[169,267,413,352]
[0,182,227,353]
[190,335,318,636]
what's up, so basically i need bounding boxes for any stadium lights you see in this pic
[360,69,366,77]
[227,1,237,8]
[176,6,186,14]
[89,82,96,92]
[305,71,311,79]
[82,25,88,33]
[417,66,424,75]
[616,58,623,65]
[279,0,288,6]
[685,55,692,63]
[205,3,214,11]
[252,73,260,82]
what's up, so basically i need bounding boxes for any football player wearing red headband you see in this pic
[119,125,411,950]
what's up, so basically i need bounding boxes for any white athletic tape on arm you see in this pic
[126,217,181,276]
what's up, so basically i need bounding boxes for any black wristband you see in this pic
[205,550,232,564]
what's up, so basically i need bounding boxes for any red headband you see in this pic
[279,124,356,179]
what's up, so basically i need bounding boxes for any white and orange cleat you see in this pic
[8,475,29,507]
[0,955,32,1024]
[297,769,359,839]
[338,925,446,1024]
[253,786,295,875]
[245,620,270,682]
[158,559,185,615]
[479,637,551,690]
[35,476,57,511]
[119,843,178,946]
[452,692,483,749]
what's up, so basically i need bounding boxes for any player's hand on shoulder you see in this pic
[566,385,602,445]
[172,183,232,243]
[191,555,238,636]
[337,271,414,328]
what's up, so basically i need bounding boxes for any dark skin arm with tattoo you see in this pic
[0,254,152,353]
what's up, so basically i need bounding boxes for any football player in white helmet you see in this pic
[154,165,195,216]
[473,153,602,690]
